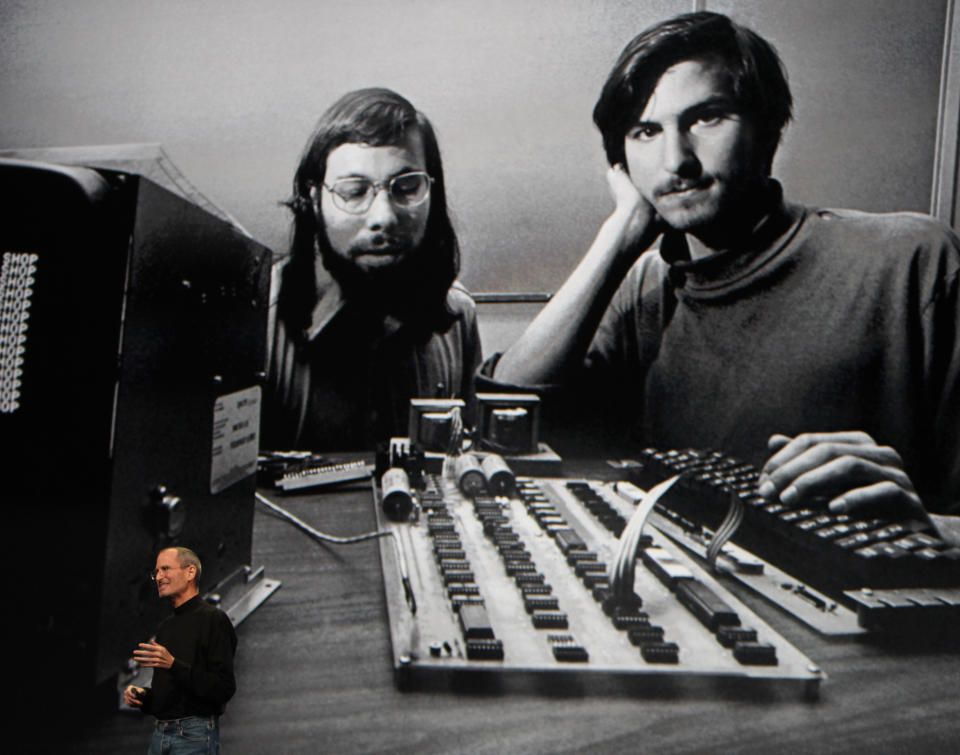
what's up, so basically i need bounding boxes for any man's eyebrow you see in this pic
[684,94,738,115]
[331,165,422,181]
[635,94,737,126]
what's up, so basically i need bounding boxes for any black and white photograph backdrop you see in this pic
[2,1,958,753]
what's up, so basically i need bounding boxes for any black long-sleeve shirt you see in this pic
[141,595,237,720]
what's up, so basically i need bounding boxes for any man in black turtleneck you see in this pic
[485,11,959,518]
[124,547,237,754]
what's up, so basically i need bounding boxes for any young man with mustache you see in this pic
[489,12,959,519]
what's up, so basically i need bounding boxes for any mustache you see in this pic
[654,178,712,198]
[351,233,406,254]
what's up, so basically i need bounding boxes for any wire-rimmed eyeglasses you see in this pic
[319,171,433,215]
[150,565,184,581]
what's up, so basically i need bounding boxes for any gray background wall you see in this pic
[0,0,954,304]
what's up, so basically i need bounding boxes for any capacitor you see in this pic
[454,454,487,497]
[381,467,413,521]
[481,453,515,496]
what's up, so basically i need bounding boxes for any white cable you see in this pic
[256,491,392,544]
[447,406,464,456]
[255,491,416,613]
[609,475,680,599]
[705,490,745,570]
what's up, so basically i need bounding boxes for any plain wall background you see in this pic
[0,0,951,297]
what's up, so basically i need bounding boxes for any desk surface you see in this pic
[77,474,960,754]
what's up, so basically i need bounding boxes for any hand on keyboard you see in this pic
[757,431,929,521]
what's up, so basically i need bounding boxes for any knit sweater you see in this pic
[482,197,960,512]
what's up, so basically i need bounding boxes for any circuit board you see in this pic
[374,472,823,697]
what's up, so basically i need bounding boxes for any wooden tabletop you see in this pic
[77,475,960,754]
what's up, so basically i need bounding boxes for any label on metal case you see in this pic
[210,386,261,494]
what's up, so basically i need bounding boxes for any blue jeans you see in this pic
[148,715,220,755]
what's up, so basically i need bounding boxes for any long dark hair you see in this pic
[593,12,793,175]
[278,88,460,339]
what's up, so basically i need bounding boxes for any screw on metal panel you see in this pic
[152,485,184,538]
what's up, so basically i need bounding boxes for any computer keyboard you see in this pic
[625,447,960,631]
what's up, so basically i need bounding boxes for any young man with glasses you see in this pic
[487,12,959,519]
[263,88,481,451]
[124,547,237,755]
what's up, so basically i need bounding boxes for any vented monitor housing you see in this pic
[0,155,271,705]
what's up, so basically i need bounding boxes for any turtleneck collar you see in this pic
[173,593,202,614]
[658,180,806,293]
